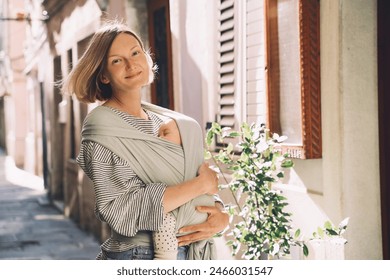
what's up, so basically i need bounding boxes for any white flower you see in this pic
[256,141,269,153]
[221,127,231,138]
[263,161,272,168]
[276,135,288,143]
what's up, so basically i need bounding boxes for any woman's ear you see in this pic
[100,74,110,84]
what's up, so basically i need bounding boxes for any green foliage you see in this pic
[205,122,308,259]
[312,217,349,242]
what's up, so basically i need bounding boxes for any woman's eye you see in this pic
[112,58,122,64]
[132,50,140,56]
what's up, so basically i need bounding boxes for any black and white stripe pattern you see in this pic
[77,107,166,251]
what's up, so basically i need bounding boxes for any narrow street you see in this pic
[0,150,100,260]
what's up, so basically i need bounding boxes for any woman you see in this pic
[61,21,229,260]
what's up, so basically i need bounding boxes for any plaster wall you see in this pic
[321,0,381,259]
[246,0,381,259]
[4,0,28,167]
[170,0,217,128]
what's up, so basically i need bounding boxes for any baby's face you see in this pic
[158,120,181,145]
[159,127,170,138]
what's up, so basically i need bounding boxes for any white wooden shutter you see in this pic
[217,0,235,128]
[246,0,266,125]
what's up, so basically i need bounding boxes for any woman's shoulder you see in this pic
[84,105,119,125]
[79,140,133,169]
[141,102,200,127]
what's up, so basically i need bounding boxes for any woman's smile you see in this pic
[125,71,142,79]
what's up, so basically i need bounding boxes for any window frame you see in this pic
[264,0,322,159]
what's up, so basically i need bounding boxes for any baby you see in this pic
[155,118,216,260]
[158,118,182,145]
[154,118,183,259]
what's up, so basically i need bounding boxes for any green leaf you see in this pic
[228,131,241,138]
[294,229,301,239]
[324,221,333,230]
[303,244,309,257]
[226,142,234,154]
[204,150,212,160]
[226,240,234,246]
[206,129,214,146]
[317,227,325,239]
[241,123,252,140]
[211,122,221,132]
[240,152,249,163]
[326,229,339,236]
[281,159,294,168]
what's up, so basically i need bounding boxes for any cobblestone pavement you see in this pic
[0,152,100,260]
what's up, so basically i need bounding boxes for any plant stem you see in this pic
[210,156,243,214]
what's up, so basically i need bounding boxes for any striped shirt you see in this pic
[77,107,167,252]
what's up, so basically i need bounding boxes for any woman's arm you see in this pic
[163,162,219,213]
[176,204,229,246]
[78,142,219,236]
[78,141,167,236]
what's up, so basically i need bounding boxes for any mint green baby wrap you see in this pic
[81,102,216,260]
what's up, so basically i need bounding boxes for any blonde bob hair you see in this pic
[61,21,157,103]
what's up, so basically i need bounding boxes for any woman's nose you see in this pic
[124,58,135,70]
[124,59,131,69]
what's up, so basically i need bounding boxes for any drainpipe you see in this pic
[39,82,49,192]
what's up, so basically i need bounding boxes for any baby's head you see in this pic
[158,120,181,145]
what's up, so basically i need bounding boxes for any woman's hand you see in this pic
[177,204,229,246]
[163,163,219,213]
[198,162,219,195]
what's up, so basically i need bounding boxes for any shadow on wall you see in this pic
[176,0,204,125]
[171,1,236,259]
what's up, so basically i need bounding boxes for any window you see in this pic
[265,0,322,159]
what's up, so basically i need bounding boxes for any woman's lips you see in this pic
[125,71,142,79]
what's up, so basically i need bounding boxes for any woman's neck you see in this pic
[105,92,148,120]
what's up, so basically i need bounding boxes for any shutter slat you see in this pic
[220,0,234,11]
[220,72,234,83]
[219,30,234,42]
[219,20,234,32]
[220,9,234,21]
[220,106,235,115]
[219,62,234,73]
[219,52,234,63]
[220,95,235,104]
[219,116,235,127]
[220,41,234,53]
[220,84,234,95]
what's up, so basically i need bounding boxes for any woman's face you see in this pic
[101,33,150,94]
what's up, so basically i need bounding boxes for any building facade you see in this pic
[1,0,388,259]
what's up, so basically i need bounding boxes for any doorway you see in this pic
[147,0,174,109]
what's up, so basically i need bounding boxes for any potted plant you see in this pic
[205,122,308,259]
[306,218,349,259]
